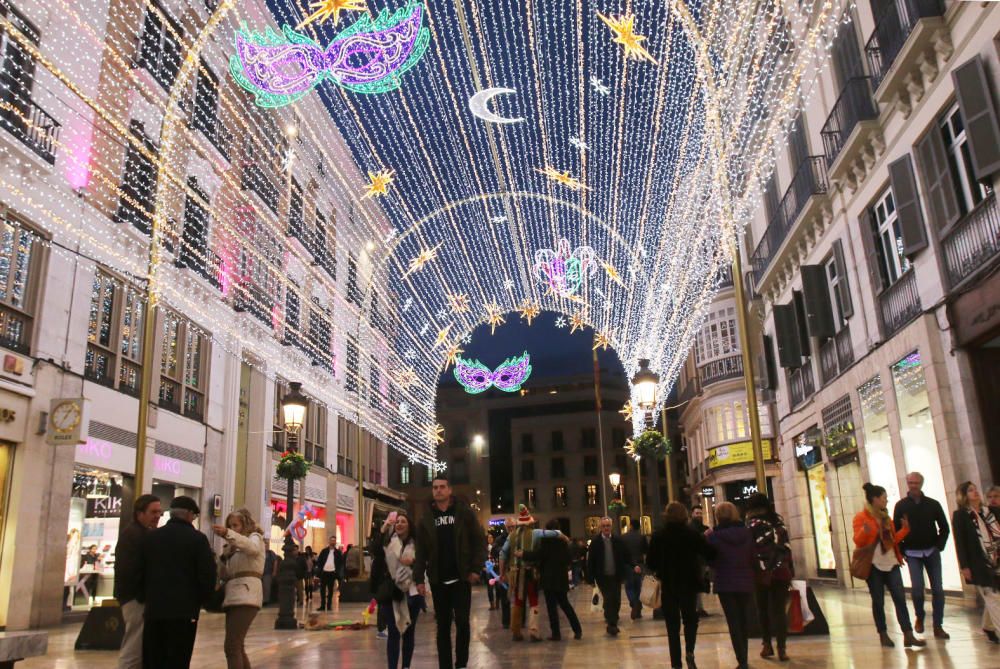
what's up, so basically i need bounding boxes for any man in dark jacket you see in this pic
[414,474,486,669]
[689,506,711,617]
[586,517,632,635]
[621,517,648,620]
[491,519,513,628]
[893,471,950,638]
[114,494,161,669]
[315,536,345,611]
[139,496,217,669]
[528,519,582,640]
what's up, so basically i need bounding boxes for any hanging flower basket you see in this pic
[608,499,628,516]
[626,430,671,460]
[276,451,310,480]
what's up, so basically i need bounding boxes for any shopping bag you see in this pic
[639,575,661,610]
[590,585,603,613]
[787,588,804,633]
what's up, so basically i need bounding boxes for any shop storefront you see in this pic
[270,470,329,553]
[793,428,836,578]
[67,433,204,611]
[722,477,774,510]
[335,486,356,547]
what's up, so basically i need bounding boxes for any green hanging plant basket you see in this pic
[276,450,310,481]
[626,430,671,460]
[608,499,628,516]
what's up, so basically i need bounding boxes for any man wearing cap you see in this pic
[139,496,217,669]
[414,474,486,669]
[498,504,570,641]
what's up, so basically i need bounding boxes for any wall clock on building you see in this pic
[50,399,82,434]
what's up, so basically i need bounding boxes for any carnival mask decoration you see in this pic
[533,238,598,298]
[229,2,430,107]
[454,352,532,394]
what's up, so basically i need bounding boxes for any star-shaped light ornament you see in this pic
[503,279,516,291]
[518,300,541,325]
[444,343,464,368]
[602,261,624,286]
[624,438,639,460]
[569,312,587,333]
[597,12,658,65]
[423,423,445,446]
[619,400,634,423]
[593,331,611,351]
[394,366,418,389]
[569,136,589,152]
[554,316,567,329]
[297,0,366,28]
[362,168,395,199]
[432,324,452,349]
[536,165,589,191]
[446,292,471,313]
[403,242,443,277]
[484,302,506,334]
[590,75,610,96]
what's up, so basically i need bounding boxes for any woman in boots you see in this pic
[746,493,793,661]
[952,481,1000,645]
[853,483,925,648]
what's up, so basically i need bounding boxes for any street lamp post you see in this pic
[275,381,307,631]
[631,359,673,503]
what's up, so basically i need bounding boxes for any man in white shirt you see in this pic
[316,537,342,611]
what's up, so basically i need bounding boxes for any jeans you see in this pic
[867,565,912,633]
[755,581,789,648]
[718,592,752,667]
[905,549,944,627]
[543,590,582,638]
[595,576,623,627]
[117,600,144,669]
[142,618,198,669]
[386,594,422,669]
[624,571,643,613]
[662,591,698,668]
[377,601,390,632]
[430,581,472,669]
[497,584,511,628]
[223,605,258,669]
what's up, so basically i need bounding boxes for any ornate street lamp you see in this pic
[631,359,659,410]
[275,381,307,630]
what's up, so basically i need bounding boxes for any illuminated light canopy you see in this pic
[454,352,533,394]
[230,2,430,107]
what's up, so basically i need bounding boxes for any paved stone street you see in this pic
[21,585,1000,668]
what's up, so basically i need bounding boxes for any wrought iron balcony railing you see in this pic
[865,0,946,88]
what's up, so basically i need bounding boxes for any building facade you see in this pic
[0,0,401,630]
[741,0,999,589]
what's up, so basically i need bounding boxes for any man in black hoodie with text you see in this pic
[414,474,487,669]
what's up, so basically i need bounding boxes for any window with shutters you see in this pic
[307,305,332,372]
[137,2,182,92]
[871,188,911,286]
[369,355,381,408]
[191,61,227,158]
[940,104,992,216]
[158,309,208,420]
[346,336,359,393]
[115,121,157,234]
[288,178,305,242]
[179,178,209,277]
[347,254,360,305]
[0,215,40,354]
[824,254,847,330]
[85,270,145,396]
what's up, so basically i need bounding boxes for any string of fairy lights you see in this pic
[0,0,855,467]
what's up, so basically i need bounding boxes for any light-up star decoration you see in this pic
[484,302,506,334]
[453,352,532,394]
[423,423,445,446]
[533,238,598,298]
[297,0,367,29]
[593,332,611,351]
[536,165,589,191]
[590,75,610,96]
[229,2,430,107]
[444,343,464,368]
[569,312,587,333]
[446,292,470,313]
[569,136,589,152]
[518,300,541,325]
[393,366,418,389]
[619,400,634,422]
[432,323,452,348]
[363,169,395,198]
[403,242,442,277]
[601,260,624,286]
[597,12,658,65]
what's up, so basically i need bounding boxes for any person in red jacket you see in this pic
[853,483,925,649]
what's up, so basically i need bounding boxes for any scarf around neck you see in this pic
[968,505,1000,572]
[865,503,894,554]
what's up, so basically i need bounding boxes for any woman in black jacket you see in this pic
[526,519,582,640]
[646,502,717,669]
[952,481,1000,644]
[746,493,794,661]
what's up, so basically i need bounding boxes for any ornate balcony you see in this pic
[699,355,743,387]
[877,269,922,339]
[866,0,947,89]
[941,193,999,290]
[0,90,60,165]
[820,77,878,168]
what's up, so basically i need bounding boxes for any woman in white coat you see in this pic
[384,512,424,669]
[212,508,264,669]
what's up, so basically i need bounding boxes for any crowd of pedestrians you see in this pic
[112,469,1000,669]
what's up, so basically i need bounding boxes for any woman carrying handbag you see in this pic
[852,483,925,648]
[212,509,265,669]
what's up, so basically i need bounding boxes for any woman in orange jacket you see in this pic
[853,482,926,649]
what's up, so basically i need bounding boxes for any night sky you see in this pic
[438,310,625,386]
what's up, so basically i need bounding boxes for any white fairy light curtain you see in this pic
[0,0,853,467]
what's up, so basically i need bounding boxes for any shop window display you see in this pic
[65,468,124,611]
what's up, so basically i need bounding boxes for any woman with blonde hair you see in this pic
[212,508,265,669]
[707,502,755,669]
[952,481,1000,644]
[853,483,924,648]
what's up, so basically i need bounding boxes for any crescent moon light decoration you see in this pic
[468,87,525,124]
